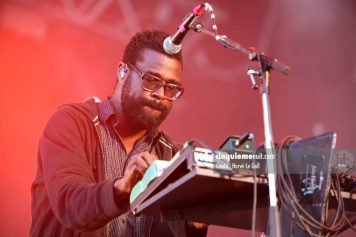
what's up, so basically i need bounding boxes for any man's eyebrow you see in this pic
[145,70,182,86]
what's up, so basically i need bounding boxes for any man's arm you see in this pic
[39,106,122,231]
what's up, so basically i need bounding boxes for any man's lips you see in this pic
[143,100,166,111]
[144,105,162,113]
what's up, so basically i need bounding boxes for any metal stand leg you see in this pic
[248,69,281,237]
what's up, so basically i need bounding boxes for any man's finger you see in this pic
[140,151,158,165]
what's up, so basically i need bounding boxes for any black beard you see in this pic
[121,79,171,130]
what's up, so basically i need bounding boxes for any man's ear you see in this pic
[117,62,128,82]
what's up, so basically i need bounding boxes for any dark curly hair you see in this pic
[122,30,183,66]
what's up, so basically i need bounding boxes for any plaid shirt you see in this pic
[97,98,158,237]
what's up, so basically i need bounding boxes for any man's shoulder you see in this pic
[157,132,175,147]
[56,97,98,120]
[44,97,99,133]
[155,131,182,158]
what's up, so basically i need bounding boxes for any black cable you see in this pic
[276,136,348,236]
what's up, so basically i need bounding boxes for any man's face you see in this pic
[121,49,182,130]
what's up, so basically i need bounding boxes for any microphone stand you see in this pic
[193,22,291,237]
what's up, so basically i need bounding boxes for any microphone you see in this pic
[163,3,205,54]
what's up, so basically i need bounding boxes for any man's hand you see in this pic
[114,151,157,197]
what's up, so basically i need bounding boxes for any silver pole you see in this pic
[261,70,281,237]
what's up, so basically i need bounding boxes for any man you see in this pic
[31,30,207,237]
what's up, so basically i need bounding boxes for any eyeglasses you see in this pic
[127,63,184,101]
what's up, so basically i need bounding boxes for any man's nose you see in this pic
[151,86,165,100]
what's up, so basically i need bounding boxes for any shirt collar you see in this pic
[98,97,160,140]
[98,97,116,124]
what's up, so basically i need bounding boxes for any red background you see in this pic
[0,0,355,236]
